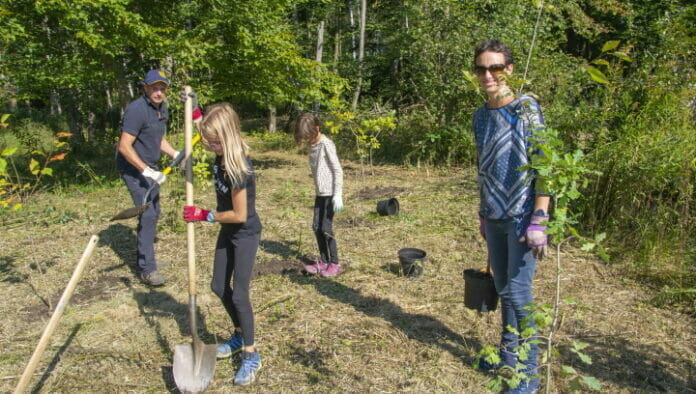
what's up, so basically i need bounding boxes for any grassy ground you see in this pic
[1,139,694,393]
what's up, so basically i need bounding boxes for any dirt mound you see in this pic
[351,185,408,200]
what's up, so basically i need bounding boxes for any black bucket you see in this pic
[377,198,400,216]
[398,248,426,277]
[463,269,499,312]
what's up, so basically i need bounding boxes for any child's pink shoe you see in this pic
[304,261,328,275]
[321,263,342,277]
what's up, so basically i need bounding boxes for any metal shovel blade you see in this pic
[173,339,217,393]
[109,203,151,221]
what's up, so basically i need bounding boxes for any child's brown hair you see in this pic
[294,112,321,145]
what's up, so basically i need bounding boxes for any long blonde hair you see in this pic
[199,103,251,185]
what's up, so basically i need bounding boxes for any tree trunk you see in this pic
[316,21,325,63]
[349,3,357,60]
[268,105,277,133]
[314,21,325,112]
[50,90,62,115]
[351,0,366,111]
[333,29,341,72]
[66,90,84,146]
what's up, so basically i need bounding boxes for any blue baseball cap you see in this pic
[142,69,170,86]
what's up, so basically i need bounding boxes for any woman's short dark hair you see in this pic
[474,40,514,65]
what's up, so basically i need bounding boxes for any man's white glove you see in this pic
[142,167,167,185]
[172,150,186,169]
[332,194,344,213]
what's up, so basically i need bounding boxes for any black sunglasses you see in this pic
[474,64,507,75]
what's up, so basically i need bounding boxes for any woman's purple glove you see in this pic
[520,214,549,259]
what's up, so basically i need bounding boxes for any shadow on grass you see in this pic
[30,324,82,393]
[97,223,136,274]
[260,239,312,264]
[562,334,695,392]
[98,224,216,390]
[283,271,479,365]
[0,256,26,283]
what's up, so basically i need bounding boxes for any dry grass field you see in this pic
[1,139,694,393]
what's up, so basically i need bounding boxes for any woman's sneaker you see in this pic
[304,260,328,275]
[217,331,244,359]
[321,263,343,277]
[234,351,261,386]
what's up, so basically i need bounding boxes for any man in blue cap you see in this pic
[116,69,181,286]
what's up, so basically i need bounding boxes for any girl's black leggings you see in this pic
[313,196,339,264]
[211,230,260,346]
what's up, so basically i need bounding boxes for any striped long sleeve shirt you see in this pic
[309,136,343,197]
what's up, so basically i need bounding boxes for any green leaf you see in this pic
[40,167,53,176]
[582,375,603,390]
[2,147,18,157]
[573,342,590,351]
[586,66,610,84]
[591,59,610,66]
[561,365,578,376]
[595,232,606,242]
[601,40,620,52]
[0,158,6,173]
[0,114,9,123]
[610,52,633,62]
[29,158,39,172]
[577,352,593,364]
[580,242,595,251]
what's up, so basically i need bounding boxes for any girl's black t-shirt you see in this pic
[213,155,262,236]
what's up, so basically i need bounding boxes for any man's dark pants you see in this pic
[121,171,160,275]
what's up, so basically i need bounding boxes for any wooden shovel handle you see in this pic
[184,86,197,296]
[14,235,99,394]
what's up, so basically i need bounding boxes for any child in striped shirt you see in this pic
[294,113,344,277]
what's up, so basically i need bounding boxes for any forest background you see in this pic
[0,0,693,310]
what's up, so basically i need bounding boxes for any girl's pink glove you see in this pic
[183,206,215,222]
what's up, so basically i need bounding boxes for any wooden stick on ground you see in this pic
[14,235,99,394]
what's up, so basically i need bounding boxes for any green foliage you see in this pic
[249,130,296,152]
[324,106,396,173]
[0,114,71,210]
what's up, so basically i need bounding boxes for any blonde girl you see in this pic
[182,102,262,386]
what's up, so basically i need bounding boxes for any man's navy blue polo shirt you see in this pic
[116,95,169,174]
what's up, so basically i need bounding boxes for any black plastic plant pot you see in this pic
[376,198,400,216]
[463,269,499,312]
[398,248,426,277]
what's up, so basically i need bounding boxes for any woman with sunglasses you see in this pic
[472,40,552,394]
[181,101,262,386]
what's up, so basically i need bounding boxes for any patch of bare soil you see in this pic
[335,216,377,229]
[253,258,304,278]
[351,185,408,200]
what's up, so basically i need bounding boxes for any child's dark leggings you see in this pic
[313,196,339,264]
[211,229,260,346]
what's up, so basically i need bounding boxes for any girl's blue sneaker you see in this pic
[217,331,244,359]
[234,351,261,386]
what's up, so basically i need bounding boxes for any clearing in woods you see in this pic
[0,142,693,392]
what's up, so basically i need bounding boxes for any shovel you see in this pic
[110,134,201,221]
[173,86,217,393]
